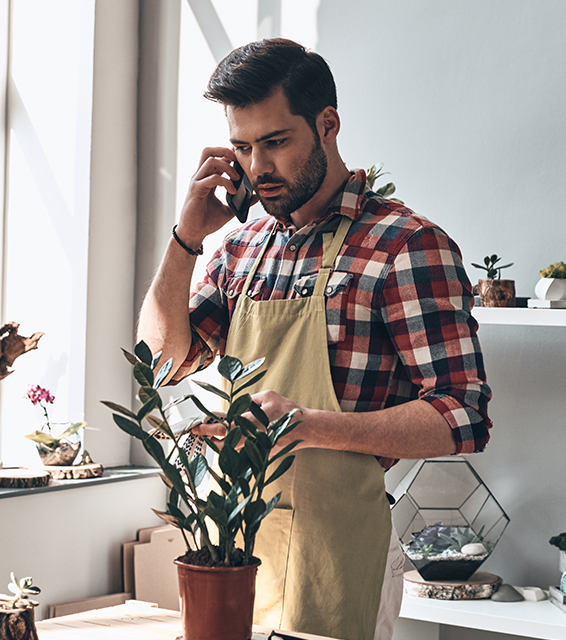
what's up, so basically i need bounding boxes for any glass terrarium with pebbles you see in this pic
[391,458,509,582]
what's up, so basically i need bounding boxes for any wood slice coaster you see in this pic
[43,463,103,481]
[0,469,51,489]
[404,569,502,600]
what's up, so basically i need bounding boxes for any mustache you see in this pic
[253,175,287,189]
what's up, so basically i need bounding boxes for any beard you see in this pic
[253,134,328,222]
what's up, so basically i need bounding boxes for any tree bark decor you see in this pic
[0,322,44,380]
[0,609,39,640]
[477,279,516,307]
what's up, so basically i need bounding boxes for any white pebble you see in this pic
[461,543,487,555]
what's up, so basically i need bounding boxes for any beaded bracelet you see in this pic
[172,225,203,256]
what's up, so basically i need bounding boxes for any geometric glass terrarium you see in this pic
[391,458,510,582]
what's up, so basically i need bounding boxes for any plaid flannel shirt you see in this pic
[174,170,492,468]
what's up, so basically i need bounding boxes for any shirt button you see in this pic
[247,291,254,297]
[228,289,234,296]
[326,286,333,294]
[302,288,309,296]
[289,244,297,252]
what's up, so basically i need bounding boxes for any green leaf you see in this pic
[244,439,264,474]
[137,394,161,421]
[151,350,163,370]
[100,401,137,419]
[234,415,258,437]
[269,439,302,464]
[207,491,225,510]
[121,348,138,366]
[188,453,208,487]
[135,341,153,366]
[249,401,270,427]
[151,509,183,528]
[154,358,173,389]
[192,379,230,401]
[219,446,241,480]
[234,370,267,395]
[471,263,487,271]
[24,430,59,446]
[218,356,243,382]
[235,357,265,381]
[227,393,252,423]
[223,426,242,450]
[243,499,265,527]
[134,362,154,387]
[265,455,295,486]
[113,414,145,439]
[498,263,514,270]
[56,421,86,441]
[375,182,396,198]
[139,386,159,405]
[204,505,228,527]
[228,494,251,524]
[145,414,169,434]
[163,393,194,412]
[142,433,166,466]
[202,435,220,455]
[188,395,222,423]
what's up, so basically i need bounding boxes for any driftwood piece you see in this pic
[403,569,502,600]
[0,322,44,380]
[0,608,39,640]
[477,279,516,307]
[44,463,103,481]
[0,469,51,489]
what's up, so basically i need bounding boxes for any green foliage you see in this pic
[103,343,302,567]
[0,574,40,610]
[24,421,86,448]
[539,261,566,279]
[471,254,514,280]
[550,532,566,551]
[366,164,404,203]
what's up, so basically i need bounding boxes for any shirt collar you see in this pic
[273,169,368,232]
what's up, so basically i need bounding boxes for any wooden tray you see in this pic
[404,569,502,600]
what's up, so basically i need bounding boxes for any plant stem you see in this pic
[42,403,51,433]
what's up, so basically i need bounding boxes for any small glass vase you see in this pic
[36,430,81,466]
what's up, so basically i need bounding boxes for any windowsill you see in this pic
[0,465,160,500]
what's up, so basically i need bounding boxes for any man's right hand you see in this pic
[174,147,241,249]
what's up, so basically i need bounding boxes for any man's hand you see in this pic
[190,390,308,455]
[174,147,244,249]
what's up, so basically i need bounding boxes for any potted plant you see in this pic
[24,385,86,466]
[535,261,566,301]
[0,573,40,640]
[472,254,515,307]
[366,163,403,203]
[103,341,301,640]
[550,532,566,574]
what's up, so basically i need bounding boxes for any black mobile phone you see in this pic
[226,161,253,223]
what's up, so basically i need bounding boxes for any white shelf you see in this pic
[400,593,566,640]
[472,307,566,327]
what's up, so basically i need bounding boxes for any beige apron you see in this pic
[224,216,391,640]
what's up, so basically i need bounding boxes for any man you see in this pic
[138,38,491,640]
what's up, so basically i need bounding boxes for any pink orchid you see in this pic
[25,385,55,406]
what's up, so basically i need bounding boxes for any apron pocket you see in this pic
[252,507,294,629]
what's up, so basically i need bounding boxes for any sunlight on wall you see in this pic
[175,0,321,407]
[1,0,95,466]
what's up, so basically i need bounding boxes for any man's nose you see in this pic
[249,148,274,178]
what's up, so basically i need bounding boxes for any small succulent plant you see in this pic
[407,523,486,557]
[366,164,403,203]
[0,574,40,610]
[550,532,566,551]
[472,254,514,280]
[539,261,566,279]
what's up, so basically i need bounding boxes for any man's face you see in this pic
[227,89,327,222]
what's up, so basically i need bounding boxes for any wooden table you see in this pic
[36,601,336,640]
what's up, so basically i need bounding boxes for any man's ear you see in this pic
[318,106,341,144]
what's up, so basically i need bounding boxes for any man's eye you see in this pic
[235,146,251,154]
[267,138,286,147]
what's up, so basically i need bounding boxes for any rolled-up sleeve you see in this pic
[380,225,492,453]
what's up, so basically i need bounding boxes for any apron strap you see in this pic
[242,222,278,295]
[313,216,353,297]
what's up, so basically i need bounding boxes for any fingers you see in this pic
[190,419,227,438]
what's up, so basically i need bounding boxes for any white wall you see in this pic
[0,476,167,621]
[313,0,566,590]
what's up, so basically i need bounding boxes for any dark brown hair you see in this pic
[204,38,337,134]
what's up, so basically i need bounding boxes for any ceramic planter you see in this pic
[477,279,516,307]
[175,558,260,640]
[559,550,566,574]
[0,608,39,640]
[534,278,566,301]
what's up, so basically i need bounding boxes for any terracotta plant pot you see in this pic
[0,608,39,640]
[477,279,515,307]
[175,558,260,640]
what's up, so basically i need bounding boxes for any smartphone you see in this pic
[227,161,253,223]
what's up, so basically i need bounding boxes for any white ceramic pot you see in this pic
[560,550,566,574]
[534,277,566,301]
